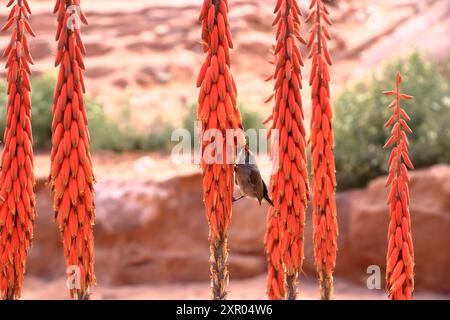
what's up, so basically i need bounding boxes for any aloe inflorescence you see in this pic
[50,0,95,300]
[384,72,415,300]
[197,0,244,300]
[0,0,36,300]
[307,0,338,300]
[264,0,309,300]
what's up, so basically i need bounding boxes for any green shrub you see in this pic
[0,75,143,152]
[87,101,133,152]
[0,74,268,153]
[334,52,450,189]
[139,117,176,152]
[183,102,264,145]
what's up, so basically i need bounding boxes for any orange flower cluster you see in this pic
[264,0,309,300]
[307,0,338,300]
[197,0,243,300]
[0,0,36,300]
[384,72,414,300]
[50,0,95,299]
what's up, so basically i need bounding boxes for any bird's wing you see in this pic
[262,179,269,195]
[250,169,264,200]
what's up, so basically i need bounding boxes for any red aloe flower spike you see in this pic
[0,0,36,300]
[50,0,95,300]
[307,0,338,300]
[384,72,414,300]
[197,0,244,300]
[265,0,309,300]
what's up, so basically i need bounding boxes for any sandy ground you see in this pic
[21,274,450,300]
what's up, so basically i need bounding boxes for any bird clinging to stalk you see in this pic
[307,0,339,300]
[197,0,244,300]
[50,0,95,300]
[0,0,36,300]
[384,72,415,300]
[234,146,273,206]
[264,0,309,300]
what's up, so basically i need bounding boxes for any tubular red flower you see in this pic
[197,0,243,300]
[265,216,286,299]
[307,0,338,300]
[265,0,309,300]
[50,0,95,300]
[0,0,36,300]
[384,72,414,300]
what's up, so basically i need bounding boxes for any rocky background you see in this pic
[0,0,448,299]
[1,0,449,128]
[21,154,450,299]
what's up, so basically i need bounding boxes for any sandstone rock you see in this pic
[112,78,129,89]
[136,66,172,85]
[27,178,66,279]
[85,66,116,79]
[85,42,114,57]
[24,39,52,60]
[26,163,450,294]
[27,171,266,285]
[333,165,450,293]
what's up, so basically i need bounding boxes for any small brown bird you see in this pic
[234,146,273,206]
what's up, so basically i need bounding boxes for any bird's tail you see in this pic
[263,188,274,206]
[265,195,274,206]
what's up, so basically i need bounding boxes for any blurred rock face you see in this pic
[28,165,450,293]
[333,165,450,294]
[28,172,268,285]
